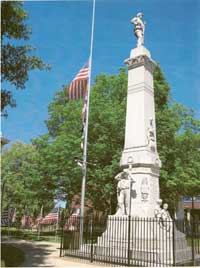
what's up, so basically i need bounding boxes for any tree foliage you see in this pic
[33,66,200,212]
[154,67,200,205]
[2,66,200,215]
[1,142,51,219]
[43,66,200,211]
[1,1,50,116]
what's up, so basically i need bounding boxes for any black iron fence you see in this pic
[60,216,200,266]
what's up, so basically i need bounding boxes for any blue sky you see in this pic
[2,0,200,145]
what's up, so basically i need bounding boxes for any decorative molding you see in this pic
[124,55,156,72]
[128,83,154,96]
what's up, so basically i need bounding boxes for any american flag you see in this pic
[1,208,15,226]
[67,62,90,100]
[1,209,10,226]
[41,207,59,225]
[67,60,91,149]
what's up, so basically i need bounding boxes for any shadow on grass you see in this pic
[1,241,58,267]
[1,244,25,267]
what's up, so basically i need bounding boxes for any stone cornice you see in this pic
[124,55,156,72]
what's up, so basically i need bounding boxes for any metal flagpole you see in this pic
[80,0,96,246]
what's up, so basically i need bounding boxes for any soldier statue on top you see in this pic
[131,12,146,47]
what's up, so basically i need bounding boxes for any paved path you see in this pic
[2,239,104,267]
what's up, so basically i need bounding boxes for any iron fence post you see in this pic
[191,219,195,266]
[90,216,94,263]
[172,219,176,266]
[127,215,131,266]
[60,223,64,257]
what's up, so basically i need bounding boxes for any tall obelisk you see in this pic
[94,14,192,265]
[120,12,161,218]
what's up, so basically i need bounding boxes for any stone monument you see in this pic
[85,13,192,265]
[120,11,161,218]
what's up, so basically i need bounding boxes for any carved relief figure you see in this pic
[147,118,156,152]
[154,199,163,219]
[141,177,149,201]
[115,171,130,216]
[160,203,172,230]
[131,12,145,47]
[161,203,171,220]
[155,201,172,231]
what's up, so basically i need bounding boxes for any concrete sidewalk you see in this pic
[2,239,106,267]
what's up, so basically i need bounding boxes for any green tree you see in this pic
[1,1,50,116]
[1,142,53,220]
[154,67,200,206]
[32,90,85,209]
[38,66,199,213]
[32,69,128,213]
[86,69,128,212]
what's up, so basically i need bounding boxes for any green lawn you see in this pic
[187,237,200,247]
[1,244,25,267]
[1,227,61,243]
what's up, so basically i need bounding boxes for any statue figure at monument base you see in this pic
[115,171,129,216]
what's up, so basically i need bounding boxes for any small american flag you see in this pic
[41,207,59,225]
[1,208,16,226]
[1,209,10,226]
[67,62,90,100]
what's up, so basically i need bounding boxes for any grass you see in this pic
[1,244,25,267]
[187,237,200,247]
[1,227,61,243]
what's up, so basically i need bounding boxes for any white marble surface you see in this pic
[119,46,161,218]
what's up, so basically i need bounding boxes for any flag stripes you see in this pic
[67,60,90,150]
[68,64,89,100]
[1,209,15,226]
[41,208,59,225]
[1,210,10,226]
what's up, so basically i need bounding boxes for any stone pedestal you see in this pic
[93,216,192,266]
[121,46,160,167]
[119,46,161,218]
